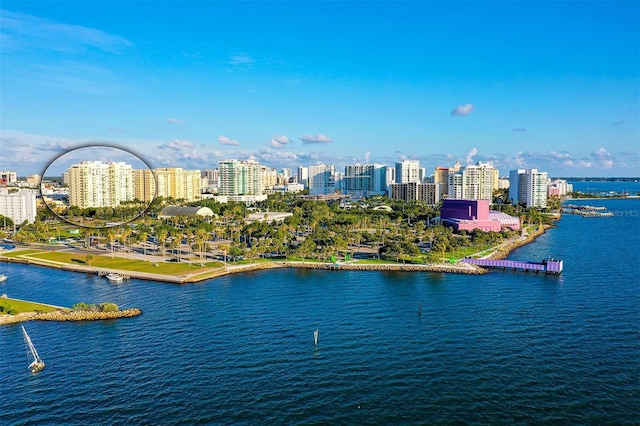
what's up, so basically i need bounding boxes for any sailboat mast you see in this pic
[22,326,42,361]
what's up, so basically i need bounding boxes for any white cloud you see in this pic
[0,10,132,54]
[218,135,240,146]
[364,152,371,163]
[451,103,474,117]
[300,134,332,144]
[465,147,478,165]
[159,139,194,150]
[513,151,526,168]
[591,147,614,168]
[166,118,182,124]
[512,128,526,132]
[229,54,254,65]
[269,135,293,149]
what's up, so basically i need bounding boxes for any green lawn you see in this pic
[0,297,62,315]
[16,251,224,275]
[1,249,42,258]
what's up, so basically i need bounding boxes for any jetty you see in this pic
[562,204,613,217]
[462,258,563,274]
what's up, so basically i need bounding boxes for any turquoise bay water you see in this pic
[1,198,638,424]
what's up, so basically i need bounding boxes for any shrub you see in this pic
[100,302,119,312]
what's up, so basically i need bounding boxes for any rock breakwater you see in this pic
[31,308,142,322]
[282,261,486,274]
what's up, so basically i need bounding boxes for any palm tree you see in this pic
[195,228,208,267]
[218,243,230,269]
[157,228,168,262]
[106,228,117,258]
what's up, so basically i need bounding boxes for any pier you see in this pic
[462,258,563,274]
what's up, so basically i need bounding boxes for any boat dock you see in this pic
[462,258,563,274]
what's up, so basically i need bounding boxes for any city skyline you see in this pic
[1,1,638,177]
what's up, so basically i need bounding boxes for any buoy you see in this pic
[313,329,318,346]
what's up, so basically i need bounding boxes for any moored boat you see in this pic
[106,273,124,283]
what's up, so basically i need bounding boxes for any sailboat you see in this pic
[21,325,45,373]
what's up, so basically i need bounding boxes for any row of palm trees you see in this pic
[8,192,550,265]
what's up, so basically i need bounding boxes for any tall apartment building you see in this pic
[279,168,293,184]
[343,164,388,196]
[394,160,422,184]
[133,169,156,202]
[26,174,42,187]
[448,162,497,201]
[297,166,309,189]
[547,179,573,197]
[218,160,262,196]
[68,161,134,208]
[0,171,17,185]
[433,161,461,196]
[308,164,336,196]
[154,168,202,202]
[0,188,37,224]
[202,169,219,186]
[389,182,443,205]
[509,169,548,208]
[260,165,278,190]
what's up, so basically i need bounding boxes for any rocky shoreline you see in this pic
[32,308,143,321]
[282,261,486,274]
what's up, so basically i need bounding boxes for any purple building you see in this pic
[441,199,520,232]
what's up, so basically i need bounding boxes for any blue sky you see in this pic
[1,1,638,177]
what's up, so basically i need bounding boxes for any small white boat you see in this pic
[0,274,7,282]
[105,273,124,283]
[22,325,45,373]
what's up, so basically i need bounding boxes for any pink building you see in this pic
[441,199,521,232]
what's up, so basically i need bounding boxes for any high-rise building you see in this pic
[434,161,461,197]
[154,168,202,202]
[308,164,336,196]
[260,165,278,190]
[0,188,37,224]
[547,179,573,197]
[0,171,17,185]
[509,169,548,208]
[218,160,262,196]
[448,162,497,201]
[394,160,421,184]
[297,166,309,189]
[343,164,388,196]
[133,169,156,202]
[389,182,443,205]
[26,175,42,187]
[68,161,134,208]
